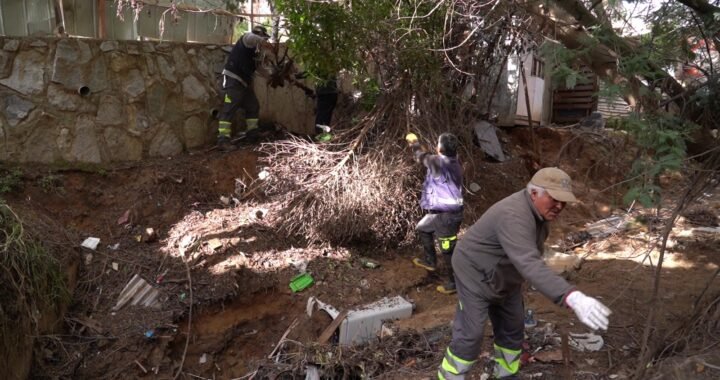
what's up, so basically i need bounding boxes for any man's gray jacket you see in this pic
[452,189,573,304]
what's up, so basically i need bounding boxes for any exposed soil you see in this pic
[5,126,720,379]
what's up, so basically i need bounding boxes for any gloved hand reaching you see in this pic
[565,290,611,330]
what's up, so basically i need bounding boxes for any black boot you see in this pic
[413,231,437,271]
[437,253,456,294]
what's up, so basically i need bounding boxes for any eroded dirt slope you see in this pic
[4,127,719,379]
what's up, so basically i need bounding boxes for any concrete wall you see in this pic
[0,37,314,164]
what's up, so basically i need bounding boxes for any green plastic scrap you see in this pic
[289,273,314,292]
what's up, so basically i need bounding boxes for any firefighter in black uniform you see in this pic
[217,25,272,149]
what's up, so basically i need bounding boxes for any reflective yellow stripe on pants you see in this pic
[439,235,457,251]
[438,347,475,380]
[218,121,232,137]
[493,343,521,378]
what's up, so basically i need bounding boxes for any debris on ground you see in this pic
[472,120,506,162]
[81,237,100,250]
[567,332,605,352]
[585,216,629,238]
[289,272,314,292]
[113,274,162,311]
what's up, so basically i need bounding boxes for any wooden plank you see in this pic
[556,84,595,91]
[554,97,596,104]
[554,90,596,98]
[554,103,595,110]
[318,310,349,344]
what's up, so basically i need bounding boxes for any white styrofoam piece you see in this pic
[338,296,413,345]
[81,237,100,250]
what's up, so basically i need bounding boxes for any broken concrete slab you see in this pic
[472,120,506,162]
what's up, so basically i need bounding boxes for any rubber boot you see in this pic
[413,231,437,271]
[436,253,456,294]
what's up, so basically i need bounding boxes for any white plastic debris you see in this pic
[305,365,320,380]
[112,262,119,271]
[84,253,93,265]
[292,259,308,274]
[258,169,270,180]
[306,296,340,319]
[81,237,100,250]
[220,196,231,205]
[469,182,481,193]
[568,332,604,352]
[108,243,120,250]
[199,353,208,364]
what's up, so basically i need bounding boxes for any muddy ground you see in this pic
[5,126,720,379]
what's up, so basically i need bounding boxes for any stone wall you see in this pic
[0,37,315,164]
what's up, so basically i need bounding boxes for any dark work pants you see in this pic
[416,211,462,282]
[217,76,259,137]
[449,275,524,361]
[315,92,338,127]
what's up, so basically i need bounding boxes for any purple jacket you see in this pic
[412,145,463,212]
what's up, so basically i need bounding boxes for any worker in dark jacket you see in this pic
[438,167,611,380]
[313,76,338,142]
[407,132,463,295]
[217,25,272,149]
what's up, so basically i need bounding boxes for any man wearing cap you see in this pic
[217,25,273,150]
[438,167,611,380]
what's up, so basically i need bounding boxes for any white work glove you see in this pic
[565,290,611,330]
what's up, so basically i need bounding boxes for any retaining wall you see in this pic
[0,37,315,164]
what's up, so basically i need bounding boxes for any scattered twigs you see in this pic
[694,267,720,310]
[268,318,299,361]
[633,149,720,379]
[134,360,148,374]
[172,246,194,380]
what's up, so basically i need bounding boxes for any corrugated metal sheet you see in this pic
[63,0,97,38]
[1,0,235,43]
[0,0,54,36]
[137,4,188,42]
[113,274,161,311]
[597,82,632,117]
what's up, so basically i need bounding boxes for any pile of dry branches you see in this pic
[259,80,493,245]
